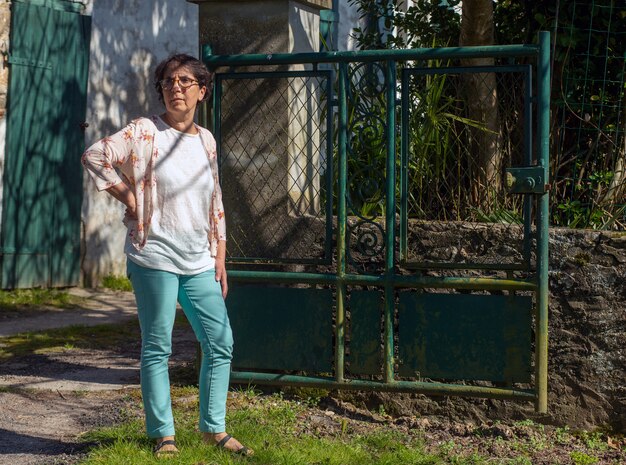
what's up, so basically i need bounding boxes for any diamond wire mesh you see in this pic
[218,74,330,262]
[404,68,531,267]
[216,64,535,269]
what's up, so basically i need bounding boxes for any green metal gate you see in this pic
[1,0,91,288]
[205,32,551,412]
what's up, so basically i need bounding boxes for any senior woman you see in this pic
[82,54,251,457]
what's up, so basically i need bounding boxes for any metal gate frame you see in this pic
[203,32,551,412]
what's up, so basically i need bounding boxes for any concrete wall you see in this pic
[337,0,362,50]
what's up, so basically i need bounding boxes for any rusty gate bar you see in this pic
[535,30,551,413]
[336,60,348,384]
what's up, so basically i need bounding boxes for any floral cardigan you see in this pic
[81,115,226,256]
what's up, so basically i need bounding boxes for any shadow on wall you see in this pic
[212,6,328,261]
[81,0,199,286]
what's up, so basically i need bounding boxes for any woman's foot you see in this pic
[153,436,179,457]
[204,432,254,456]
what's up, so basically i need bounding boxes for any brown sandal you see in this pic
[216,434,254,456]
[153,439,179,457]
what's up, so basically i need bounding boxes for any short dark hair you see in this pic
[154,53,213,103]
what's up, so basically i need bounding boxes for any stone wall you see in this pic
[341,228,626,432]
[545,229,625,430]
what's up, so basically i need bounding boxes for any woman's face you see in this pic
[161,63,206,116]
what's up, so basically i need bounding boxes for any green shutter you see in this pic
[1,1,91,288]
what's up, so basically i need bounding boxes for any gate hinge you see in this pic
[505,166,548,194]
[7,54,52,70]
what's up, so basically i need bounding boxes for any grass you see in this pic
[75,386,620,465]
[77,388,448,465]
[101,275,133,292]
[0,288,84,312]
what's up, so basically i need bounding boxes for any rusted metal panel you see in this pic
[227,285,333,372]
[348,289,382,375]
[398,292,532,383]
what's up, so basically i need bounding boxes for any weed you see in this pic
[101,275,133,292]
[231,384,262,403]
[377,404,387,416]
[577,430,608,451]
[570,450,599,465]
[439,439,456,455]
[283,386,329,407]
[508,457,533,465]
[514,418,539,429]
[555,425,572,444]
[528,433,549,451]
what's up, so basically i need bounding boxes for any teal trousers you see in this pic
[127,260,233,438]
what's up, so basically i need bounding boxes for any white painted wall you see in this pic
[338,0,362,51]
[81,0,199,284]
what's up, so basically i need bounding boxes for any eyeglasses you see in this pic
[159,76,199,91]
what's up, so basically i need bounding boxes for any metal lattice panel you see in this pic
[217,71,332,263]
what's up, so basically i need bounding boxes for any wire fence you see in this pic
[551,0,626,229]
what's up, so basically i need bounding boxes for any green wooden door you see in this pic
[1,0,91,288]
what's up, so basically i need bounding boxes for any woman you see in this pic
[82,54,252,457]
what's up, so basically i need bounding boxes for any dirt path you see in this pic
[0,288,137,338]
[0,289,196,465]
[0,390,134,465]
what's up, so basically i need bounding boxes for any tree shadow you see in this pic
[0,427,88,456]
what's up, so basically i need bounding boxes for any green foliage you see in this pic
[101,275,133,292]
[0,288,82,311]
[554,199,612,229]
[350,0,461,50]
[282,386,330,407]
[555,425,572,444]
[577,430,609,451]
[494,0,626,229]
[346,1,506,222]
[570,450,599,465]
[350,0,626,230]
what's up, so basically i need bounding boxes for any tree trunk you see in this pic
[459,0,502,210]
[600,94,626,212]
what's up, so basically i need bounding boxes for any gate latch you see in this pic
[505,166,548,194]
